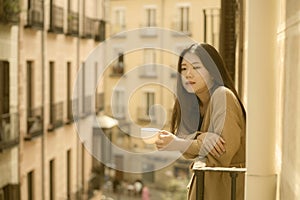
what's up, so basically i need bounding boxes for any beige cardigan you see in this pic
[184,86,246,200]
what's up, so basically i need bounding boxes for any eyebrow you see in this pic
[181,62,201,66]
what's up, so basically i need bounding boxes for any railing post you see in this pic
[195,170,204,200]
[194,167,246,200]
[230,172,237,200]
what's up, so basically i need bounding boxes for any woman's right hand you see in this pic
[198,132,226,157]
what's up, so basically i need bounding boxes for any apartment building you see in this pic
[0,0,107,199]
[0,0,20,199]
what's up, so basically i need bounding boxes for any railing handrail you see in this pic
[194,167,246,173]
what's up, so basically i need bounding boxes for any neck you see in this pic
[195,87,211,107]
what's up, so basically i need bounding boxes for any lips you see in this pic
[186,81,196,85]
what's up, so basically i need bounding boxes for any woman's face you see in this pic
[181,52,214,93]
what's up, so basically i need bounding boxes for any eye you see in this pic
[193,65,202,70]
[181,67,187,71]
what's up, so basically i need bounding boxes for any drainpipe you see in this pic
[41,0,45,199]
[41,0,46,199]
[245,0,278,199]
[76,0,81,196]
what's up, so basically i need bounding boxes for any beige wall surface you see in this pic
[279,0,300,199]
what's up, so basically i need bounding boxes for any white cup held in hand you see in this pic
[140,128,160,144]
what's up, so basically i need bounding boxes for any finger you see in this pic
[210,149,220,157]
[220,137,226,144]
[214,143,223,155]
[205,142,215,155]
[217,140,226,152]
[159,131,170,137]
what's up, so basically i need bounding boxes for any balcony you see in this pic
[82,95,92,117]
[139,25,158,37]
[66,99,79,123]
[139,64,157,78]
[48,102,63,131]
[0,113,19,151]
[95,93,104,113]
[0,183,20,199]
[137,107,156,122]
[48,5,64,34]
[25,107,43,141]
[82,17,95,39]
[0,0,19,24]
[24,0,43,29]
[66,11,79,36]
[94,20,106,42]
[110,62,124,77]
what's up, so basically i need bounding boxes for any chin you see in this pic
[184,87,195,93]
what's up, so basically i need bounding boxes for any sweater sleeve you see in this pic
[182,88,244,166]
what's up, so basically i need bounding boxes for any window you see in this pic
[145,7,156,27]
[180,6,189,32]
[203,8,220,47]
[114,8,126,32]
[27,171,34,200]
[112,49,124,75]
[175,5,190,33]
[142,49,156,77]
[112,89,125,119]
[146,92,155,117]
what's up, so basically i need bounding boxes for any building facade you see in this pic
[1,0,107,199]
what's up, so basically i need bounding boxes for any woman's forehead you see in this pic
[182,52,202,64]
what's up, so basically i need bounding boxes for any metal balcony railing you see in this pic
[193,167,246,200]
[26,8,43,29]
[0,0,19,24]
[48,102,63,131]
[66,99,79,123]
[139,24,158,37]
[95,93,104,113]
[49,5,64,33]
[137,107,156,122]
[25,0,43,29]
[0,112,19,151]
[82,17,95,39]
[94,20,106,42]
[1,183,20,199]
[66,11,79,36]
[25,107,43,140]
[111,62,124,76]
[82,95,92,117]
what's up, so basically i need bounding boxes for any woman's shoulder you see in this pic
[211,86,241,110]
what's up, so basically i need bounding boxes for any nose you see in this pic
[185,68,192,78]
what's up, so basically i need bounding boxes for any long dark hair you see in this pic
[171,43,246,134]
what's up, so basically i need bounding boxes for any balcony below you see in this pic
[0,112,19,151]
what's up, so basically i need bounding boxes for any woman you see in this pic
[155,43,246,200]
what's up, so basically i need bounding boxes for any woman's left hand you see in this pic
[155,130,176,150]
[155,130,193,151]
